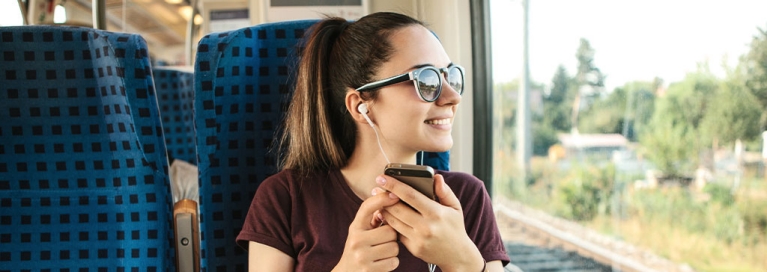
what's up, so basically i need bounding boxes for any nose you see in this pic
[435,78,461,106]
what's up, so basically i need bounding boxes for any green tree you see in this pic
[495,79,552,156]
[577,81,656,141]
[639,70,718,177]
[742,25,767,130]
[572,38,607,130]
[543,65,574,132]
[700,75,763,146]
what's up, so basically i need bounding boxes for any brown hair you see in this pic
[278,12,424,173]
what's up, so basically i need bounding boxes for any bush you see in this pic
[740,200,767,238]
[556,164,615,221]
[705,183,735,206]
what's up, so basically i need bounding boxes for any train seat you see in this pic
[0,26,175,271]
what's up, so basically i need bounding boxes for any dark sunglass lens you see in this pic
[448,67,464,95]
[418,69,441,101]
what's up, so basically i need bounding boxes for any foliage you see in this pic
[531,123,559,156]
[571,38,607,124]
[699,79,763,145]
[578,80,657,140]
[704,183,735,206]
[639,70,718,177]
[543,65,575,132]
[495,79,554,156]
[639,111,699,177]
[556,163,615,221]
[743,25,767,129]
[575,38,606,102]
[740,199,767,239]
[628,184,767,248]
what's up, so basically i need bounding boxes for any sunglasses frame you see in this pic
[355,64,465,102]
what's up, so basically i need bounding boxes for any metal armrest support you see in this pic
[174,199,200,272]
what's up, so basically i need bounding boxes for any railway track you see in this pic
[495,200,692,272]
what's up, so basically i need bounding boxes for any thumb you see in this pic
[434,174,461,210]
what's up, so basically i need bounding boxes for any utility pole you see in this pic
[515,0,531,194]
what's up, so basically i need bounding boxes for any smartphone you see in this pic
[383,163,436,200]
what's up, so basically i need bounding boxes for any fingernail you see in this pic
[376,176,386,186]
[377,212,384,221]
[371,188,378,196]
[389,192,398,199]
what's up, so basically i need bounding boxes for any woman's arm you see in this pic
[248,242,294,272]
[488,260,504,272]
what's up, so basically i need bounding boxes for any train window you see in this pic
[489,0,767,271]
[54,4,66,24]
[1,2,25,26]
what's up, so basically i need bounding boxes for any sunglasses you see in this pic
[355,64,465,102]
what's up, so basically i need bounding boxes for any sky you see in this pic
[0,0,24,27]
[490,0,767,92]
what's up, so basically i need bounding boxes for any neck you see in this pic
[340,131,417,200]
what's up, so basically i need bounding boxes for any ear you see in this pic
[345,89,370,125]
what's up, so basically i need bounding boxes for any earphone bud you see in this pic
[358,103,375,129]
[357,103,368,114]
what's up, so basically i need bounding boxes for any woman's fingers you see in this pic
[334,194,401,271]
[380,205,415,238]
[352,188,399,231]
[376,175,437,214]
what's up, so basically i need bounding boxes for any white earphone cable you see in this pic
[360,104,434,272]
[360,106,391,164]
[371,123,391,164]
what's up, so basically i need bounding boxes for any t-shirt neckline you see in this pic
[329,168,364,206]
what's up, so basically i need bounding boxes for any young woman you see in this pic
[236,12,510,272]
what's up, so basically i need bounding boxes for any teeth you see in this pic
[425,118,451,125]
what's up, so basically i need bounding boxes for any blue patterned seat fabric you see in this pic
[194,20,450,271]
[154,67,196,164]
[0,26,175,271]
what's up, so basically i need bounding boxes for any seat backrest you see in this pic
[194,20,314,272]
[194,20,449,271]
[0,26,175,271]
[154,66,196,164]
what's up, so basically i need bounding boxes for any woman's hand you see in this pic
[377,174,485,272]
[332,189,401,272]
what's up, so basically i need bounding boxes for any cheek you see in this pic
[379,104,427,132]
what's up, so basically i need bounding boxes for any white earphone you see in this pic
[356,103,390,163]
[357,103,368,114]
[357,103,375,128]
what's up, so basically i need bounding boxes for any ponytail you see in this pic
[279,12,424,174]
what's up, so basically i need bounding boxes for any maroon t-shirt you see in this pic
[236,169,509,271]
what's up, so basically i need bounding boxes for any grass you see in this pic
[587,215,767,272]
[494,155,767,272]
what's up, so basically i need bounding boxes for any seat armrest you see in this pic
[174,199,200,272]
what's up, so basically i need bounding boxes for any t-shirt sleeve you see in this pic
[448,172,510,267]
[236,172,296,258]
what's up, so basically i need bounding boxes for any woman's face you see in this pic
[366,25,462,156]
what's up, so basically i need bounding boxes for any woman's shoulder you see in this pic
[260,169,334,190]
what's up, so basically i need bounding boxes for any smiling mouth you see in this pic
[424,118,451,125]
